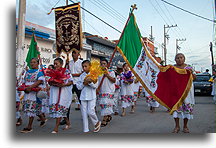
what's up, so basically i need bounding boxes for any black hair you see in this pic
[48,64,55,69]
[206,69,209,72]
[31,58,39,64]
[100,58,108,64]
[54,57,64,65]
[82,60,91,65]
[123,63,128,68]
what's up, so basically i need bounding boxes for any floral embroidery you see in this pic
[146,96,156,104]
[136,49,147,70]
[25,70,39,83]
[176,103,194,114]
[121,95,135,103]
[120,71,133,83]
[149,66,157,88]
[23,100,37,114]
[98,93,114,109]
[136,49,157,88]
[134,92,138,97]
[49,104,69,116]
[100,104,113,109]
[98,93,114,99]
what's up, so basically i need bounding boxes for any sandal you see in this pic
[40,119,47,127]
[183,127,190,133]
[101,120,107,127]
[63,125,71,130]
[172,127,180,133]
[106,116,112,122]
[20,128,33,133]
[121,111,126,117]
[51,130,58,134]
[114,112,119,115]
[94,121,101,132]
[16,118,22,126]
[130,109,135,114]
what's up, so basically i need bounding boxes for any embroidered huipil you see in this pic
[120,71,135,108]
[49,69,73,118]
[173,64,195,119]
[22,69,45,117]
[76,72,98,100]
[97,70,116,116]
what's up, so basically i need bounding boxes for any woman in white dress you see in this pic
[20,58,46,133]
[172,53,196,133]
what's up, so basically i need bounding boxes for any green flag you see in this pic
[25,35,40,68]
[117,13,143,67]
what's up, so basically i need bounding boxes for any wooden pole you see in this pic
[97,4,137,91]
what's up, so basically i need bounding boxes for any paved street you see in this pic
[16,95,216,134]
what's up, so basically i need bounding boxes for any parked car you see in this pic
[193,73,212,95]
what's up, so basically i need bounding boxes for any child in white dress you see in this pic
[97,58,116,127]
[120,63,135,116]
[48,58,73,133]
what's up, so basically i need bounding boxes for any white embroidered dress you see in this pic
[98,70,116,116]
[49,69,73,118]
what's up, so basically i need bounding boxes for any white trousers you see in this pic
[81,99,99,132]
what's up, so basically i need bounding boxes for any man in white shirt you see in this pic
[60,50,83,125]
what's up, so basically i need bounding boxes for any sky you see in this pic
[16,0,216,72]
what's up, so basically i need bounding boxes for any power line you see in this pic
[82,18,104,37]
[99,0,127,21]
[154,0,173,25]
[149,0,168,25]
[161,0,215,23]
[159,0,191,53]
[88,0,125,24]
[69,0,122,33]
[95,0,126,23]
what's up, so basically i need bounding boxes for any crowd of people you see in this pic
[16,51,215,133]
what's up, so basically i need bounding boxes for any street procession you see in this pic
[15,0,216,134]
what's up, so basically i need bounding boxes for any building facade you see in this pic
[16,20,161,73]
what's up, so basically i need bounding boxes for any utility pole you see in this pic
[163,24,177,65]
[210,42,215,75]
[16,0,26,77]
[82,0,85,31]
[176,38,186,55]
[66,0,68,5]
[149,26,154,41]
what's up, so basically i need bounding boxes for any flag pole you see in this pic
[97,4,137,91]
[32,28,49,92]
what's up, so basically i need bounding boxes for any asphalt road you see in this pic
[16,95,216,134]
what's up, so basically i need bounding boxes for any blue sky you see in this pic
[16,0,216,72]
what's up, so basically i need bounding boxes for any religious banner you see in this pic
[55,3,82,54]
[117,12,193,114]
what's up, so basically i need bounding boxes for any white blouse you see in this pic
[98,70,116,94]
[76,72,98,101]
